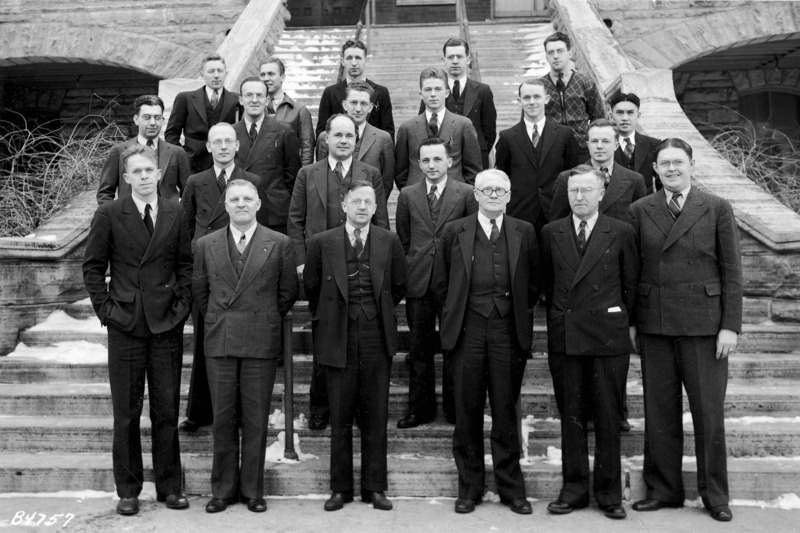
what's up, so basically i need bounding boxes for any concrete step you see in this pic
[2,452,798,501]
[3,380,799,419]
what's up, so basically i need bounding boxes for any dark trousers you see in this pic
[185,309,213,425]
[309,361,329,421]
[452,308,527,503]
[548,353,566,417]
[206,356,277,500]
[557,352,628,507]
[107,325,183,498]
[639,334,729,510]
[405,292,453,420]
[326,312,391,493]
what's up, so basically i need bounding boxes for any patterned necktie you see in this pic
[490,219,500,244]
[335,161,344,182]
[143,204,154,236]
[217,168,227,193]
[427,184,438,209]
[237,233,246,254]
[668,192,683,219]
[353,228,363,257]
[428,112,438,137]
[249,122,257,143]
[210,89,220,108]
[453,79,461,102]
[600,167,611,188]
[624,137,634,165]
[531,124,540,150]
[556,72,565,93]
[577,220,587,253]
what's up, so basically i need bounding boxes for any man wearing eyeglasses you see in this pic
[232,77,301,236]
[433,169,539,515]
[541,166,638,520]
[304,181,406,512]
[288,113,389,431]
[98,95,191,205]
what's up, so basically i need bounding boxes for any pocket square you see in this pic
[608,306,622,313]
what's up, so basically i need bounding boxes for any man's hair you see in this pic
[225,178,259,198]
[207,122,235,140]
[609,92,641,110]
[419,67,448,89]
[418,137,452,158]
[202,53,226,67]
[588,118,620,139]
[443,37,470,57]
[474,169,511,191]
[325,113,358,135]
[133,95,164,115]
[239,76,267,94]
[345,81,374,99]
[568,164,605,187]
[260,56,286,76]
[121,143,157,170]
[517,78,547,97]
[655,138,693,161]
[345,180,375,196]
[543,31,571,51]
[341,39,368,56]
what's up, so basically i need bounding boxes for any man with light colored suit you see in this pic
[542,167,638,520]
[232,77,301,235]
[165,53,240,173]
[317,81,395,200]
[98,95,191,205]
[193,179,298,514]
[288,113,389,430]
[395,67,481,190]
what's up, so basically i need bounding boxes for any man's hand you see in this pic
[629,325,639,355]
[715,328,738,359]
[296,264,304,282]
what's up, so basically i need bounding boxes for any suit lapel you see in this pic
[199,169,227,225]
[313,162,329,211]
[413,114,428,145]
[435,182,459,231]
[209,230,239,292]
[368,226,387,302]
[439,112,456,145]
[505,217,522,283]
[511,121,537,168]
[538,119,558,164]
[358,124,376,160]
[462,78,478,118]
[413,183,435,230]
[457,217,477,282]
[662,188,708,251]
[156,139,171,171]
[643,189,676,239]
[191,88,208,127]
[246,120,277,168]
[324,228,349,301]
[118,196,152,256]
[141,198,176,263]
[218,89,238,123]
[333,81,347,112]
[600,166,629,213]
[571,216,613,289]
[235,122,252,162]
[633,132,648,172]
[552,217,582,274]
[230,226,274,304]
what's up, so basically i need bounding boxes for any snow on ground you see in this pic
[28,311,104,333]
[7,341,107,364]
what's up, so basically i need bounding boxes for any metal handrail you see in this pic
[282,311,298,460]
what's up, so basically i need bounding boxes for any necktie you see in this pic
[216,168,227,193]
[490,219,499,244]
[146,139,155,150]
[427,184,438,209]
[600,167,611,188]
[210,89,220,108]
[453,79,461,102]
[556,72,565,93]
[428,112,438,137]
[624,137,634,165]
[249,122,257,143]
[267,98,275,115]
[531,124,540,150]
[237,233,246,254]
[668,192,682,219]
[143,204,154,236]
[335,161,344,182]
[577,220,586,253]
[353,228,363,257]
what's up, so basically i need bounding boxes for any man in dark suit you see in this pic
[179,122,267,432]
[396,67,482,189]
[83,144,192,515]
[610,92,662,194]
[315,39,394,140]
[98,95,191,205]
[417,38,496,169]
[495,78,579,233]
[165,53,240,172]
[629,138,742,523]
[193,179,298,514]
[395,137,478,429]
[233,77,301,235]
[288,114,389,430]
[433,169,539,515]
[304,181,406,512]
[541,167,638,520]
[316,81,395,200]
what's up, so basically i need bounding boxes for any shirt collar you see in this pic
[214,164,235,179]
[523,116,546,137]
[667,184,692,206]
[328,156,353,176]
[244,115,265,132]
[426,178,447,195]
[205,86,222,101]
[357,122,367,140]
[137,135,158,148]
[345,222,369,240]
[621,133,635,147]
[131,195,157,220]
[572,211,599,236]
[229,221,258,245]
[449,75,467,91]
[550,68,573,85]
[592,160,614,175]
[425,108,446,124]
[477,211,503,237]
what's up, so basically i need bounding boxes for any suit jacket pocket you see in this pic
[705,282,722,325]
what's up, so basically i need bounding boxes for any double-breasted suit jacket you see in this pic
[495,119,579,230]
[303,224,407,368]
[615,131,662,194]
[394,111,482,189]
[97,138,192,205]
[315,78,394,140]
[232,118,301,227]
[550,163,647,222]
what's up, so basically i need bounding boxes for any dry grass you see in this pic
[0,109,124,237]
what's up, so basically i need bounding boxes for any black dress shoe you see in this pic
[308,415,329,430]
[711,507,733,522]
[116,497,139,516]
[179,419,201,432]
[547,499,587,515]
[397,413,435,429]
[247,498,267,513]
[505,498,532,515]
[455,498,476,514]
[362,491,392,510]
[324,491,354,511]
[164,494,189,509]
[205,498,229,513]
[620,419,631,432]
[632,498,683,512]
[600,503,627,519]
